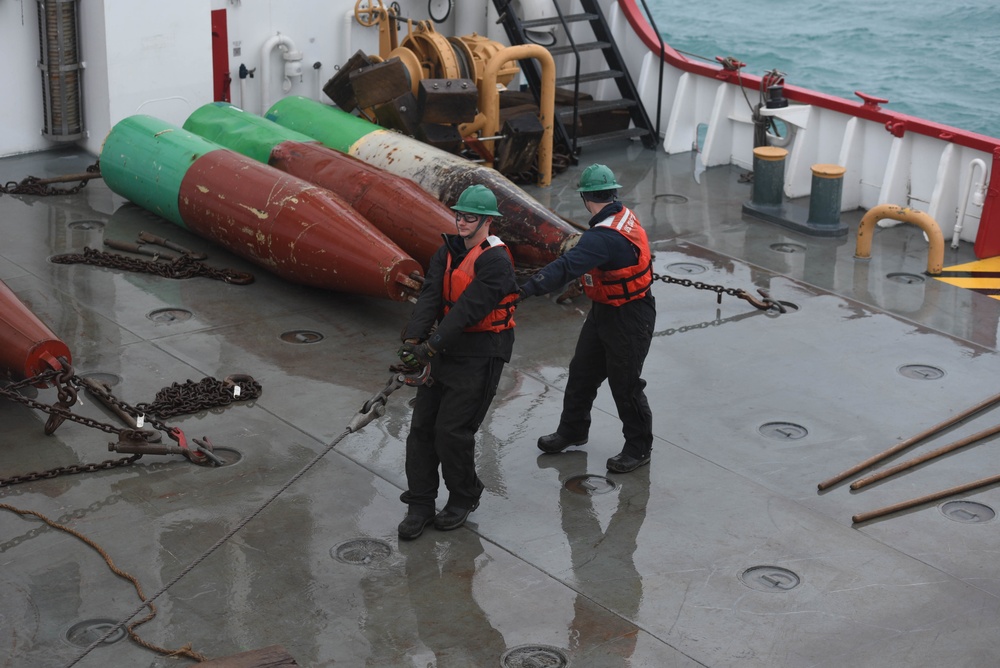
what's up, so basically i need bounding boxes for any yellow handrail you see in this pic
[459,45,555,187]
[854,204,944,275]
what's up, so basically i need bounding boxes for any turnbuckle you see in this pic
[735,288,786,313]
[109,426,222,466]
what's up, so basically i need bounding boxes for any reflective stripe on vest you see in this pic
[581,207,653,306]
[443,235,518,332]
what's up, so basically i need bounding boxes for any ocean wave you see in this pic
[649,0,1000,137]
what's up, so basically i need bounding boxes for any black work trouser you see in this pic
[401,354,504,513]
[557,293,655,457]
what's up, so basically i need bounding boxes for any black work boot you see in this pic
[606,451,651,473]
[537,432,588,454]
[398,507,434,540]
[434,499,480,531]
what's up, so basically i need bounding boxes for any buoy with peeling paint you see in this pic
[264,96,582,268]
[183,102,453,268]
[99,115,422,301]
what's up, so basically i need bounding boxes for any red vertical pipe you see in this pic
[211,9,231,103]
[974,148,1000,259]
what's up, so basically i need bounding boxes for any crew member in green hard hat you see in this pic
[518,164,656,473]
[395,184,520,539]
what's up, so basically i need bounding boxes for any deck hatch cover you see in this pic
[886,272,925,284]
[564,474,618,495]
[332,539,392,565]
[147,308,193,323]
[501,644,569,667]
[740,566,801,592]
[897,364,945,380]
[770,242,806,253]
[940,500,995,523]
[655,193,689,204]
[65,619,126,646]
[758,422,808,440]
[665,262,706,275]
[280,329,325,344]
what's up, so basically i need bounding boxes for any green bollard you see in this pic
[751,146,788,206]
[807,164,847,229]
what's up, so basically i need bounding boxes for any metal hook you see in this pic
[736,288,786,314]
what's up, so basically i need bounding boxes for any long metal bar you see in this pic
[817,390,1000,490]
[850,422,1000,490]
[852,473,1000,524]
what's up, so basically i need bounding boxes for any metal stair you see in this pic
[493,0,657,159]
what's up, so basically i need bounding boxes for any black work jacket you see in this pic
[402,234,517,361]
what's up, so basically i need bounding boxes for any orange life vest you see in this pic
[443,235,518,332]
[581,207,653,306]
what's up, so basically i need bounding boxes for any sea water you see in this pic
[643,0,1000,139]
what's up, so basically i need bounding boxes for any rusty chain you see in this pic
[135,374,262,420]
[651,272,786,312]
[0,368,261,487]
[50,246,255,284]
[0,161,101,197]
[514,266,786,313]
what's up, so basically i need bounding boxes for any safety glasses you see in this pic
[455,212,481,224]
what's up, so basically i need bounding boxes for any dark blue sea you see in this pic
[644,0,1000,139]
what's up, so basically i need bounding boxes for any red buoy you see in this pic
[0,279,72,382]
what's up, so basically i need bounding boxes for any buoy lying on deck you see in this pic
[0,279,71,382]
[99,115,422,301]
[265,96,582,268]
[182,102,453,268]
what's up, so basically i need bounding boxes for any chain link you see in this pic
[651,271,785,312]
[652,271,743,300]
[50,246,254,284]
[513,267,783,312]
[1,369,261,487]
[0,162,101,197]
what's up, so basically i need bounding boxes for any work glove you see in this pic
[397,340,435,369]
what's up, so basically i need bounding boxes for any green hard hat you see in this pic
[450,184,502,217]
[576,164,622,192]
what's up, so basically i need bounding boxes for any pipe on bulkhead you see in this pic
[341,10,355,72]
[951,158,988,249]
[260,33,303,113]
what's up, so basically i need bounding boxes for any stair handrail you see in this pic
[549,1,581,156]
[635,0,664,141]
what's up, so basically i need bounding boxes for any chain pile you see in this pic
[50,246,255,284]
[135,375,262,419]
[0,367,262,487]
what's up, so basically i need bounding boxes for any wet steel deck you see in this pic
[3,142,1000,667]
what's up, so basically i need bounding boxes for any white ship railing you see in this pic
[570,0,1000,258]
